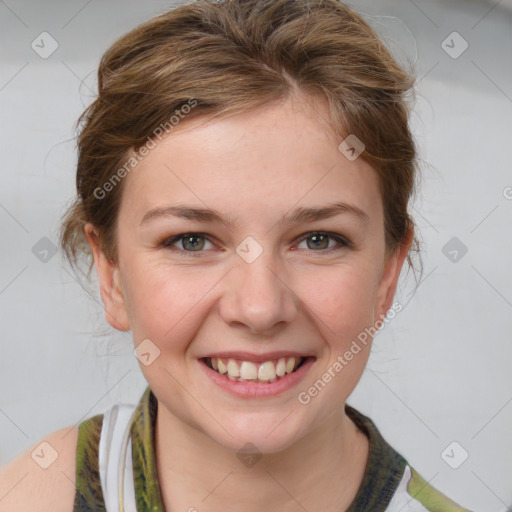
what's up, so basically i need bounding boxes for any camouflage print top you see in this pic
[72,386,475,512]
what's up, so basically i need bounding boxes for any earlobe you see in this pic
[84,223,130,332]
[374,226,414,323]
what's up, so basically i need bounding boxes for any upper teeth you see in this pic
[209,357,302,382]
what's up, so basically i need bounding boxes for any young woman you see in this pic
[0,0,476,510]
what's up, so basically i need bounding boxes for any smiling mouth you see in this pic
[201,356,309,383]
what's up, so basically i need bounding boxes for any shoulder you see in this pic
[386,464,476,512]
[0,424,80,512]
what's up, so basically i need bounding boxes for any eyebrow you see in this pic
[140,201,369,228]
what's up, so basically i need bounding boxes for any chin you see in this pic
[202,413,306,455]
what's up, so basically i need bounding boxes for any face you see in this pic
[86,93,411,454]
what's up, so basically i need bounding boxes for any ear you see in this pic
[84,223,130,332]
[374,224,414,323]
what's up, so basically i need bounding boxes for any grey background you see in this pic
[0,0,511,510]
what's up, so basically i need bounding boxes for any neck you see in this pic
[155,402,370,512]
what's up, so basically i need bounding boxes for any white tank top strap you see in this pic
[98,403,139,512]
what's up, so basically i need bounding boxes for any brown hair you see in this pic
[60,0,422,284]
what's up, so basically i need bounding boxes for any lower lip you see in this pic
[198,357,315,399]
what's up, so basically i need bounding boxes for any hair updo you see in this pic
[60,0,421,283]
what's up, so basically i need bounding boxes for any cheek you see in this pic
[292,267,379,415]
[308,263,380,337]
[121,244,382,350]
[121,258,216,345]
[306,264,379,387]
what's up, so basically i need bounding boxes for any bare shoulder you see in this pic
[0,424,79,512]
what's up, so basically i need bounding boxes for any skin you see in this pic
[85,92,413,512]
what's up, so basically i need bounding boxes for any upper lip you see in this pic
[198,351,314,364]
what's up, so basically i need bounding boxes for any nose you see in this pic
[219,248,298,335]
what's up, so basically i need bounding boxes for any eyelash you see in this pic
[158,231,352,257]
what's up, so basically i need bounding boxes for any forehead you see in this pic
[119,95,382,227]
